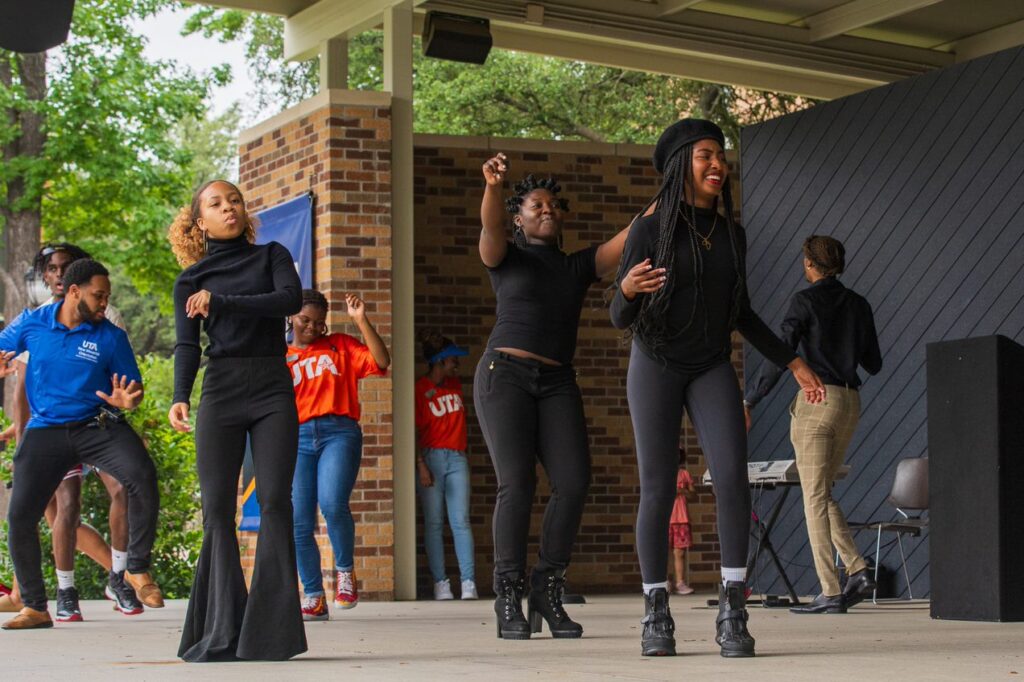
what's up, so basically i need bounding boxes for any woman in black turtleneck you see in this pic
[167,180,305,662]
[610,120,825,659]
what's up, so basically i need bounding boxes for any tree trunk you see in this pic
[1,51,46,413]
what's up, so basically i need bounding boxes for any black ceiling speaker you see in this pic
[422,11,492,65]
[0,0,76,53]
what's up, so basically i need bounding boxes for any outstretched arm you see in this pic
[594,203,656,279]
[480,153,510,268]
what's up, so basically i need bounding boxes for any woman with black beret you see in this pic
[611,119,825,658]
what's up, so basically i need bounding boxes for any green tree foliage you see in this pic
[1,0,222,318]
[183,10,814,147]
[0,356,202,599]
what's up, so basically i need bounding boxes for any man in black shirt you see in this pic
[744,235,882,614]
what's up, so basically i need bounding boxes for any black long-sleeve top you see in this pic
[172,235,302,404]
[744,276,882,408]
[610,206,796,375]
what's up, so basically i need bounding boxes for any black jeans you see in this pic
[178,357,306,662]
[627,345,751,582]
[473,350,591,588]
[7,420,158,611]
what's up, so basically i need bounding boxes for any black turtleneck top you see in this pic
[172,236,302,404]
[484,241,599,365]
[610,206,795,375]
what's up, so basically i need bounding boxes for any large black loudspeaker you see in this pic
[927,335,1024,621]
[422,11,492,65]
[0,0,76,53]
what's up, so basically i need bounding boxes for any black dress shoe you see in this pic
[842,569,876,608]
[790,593,846,614]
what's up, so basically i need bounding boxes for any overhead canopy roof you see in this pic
[200,0,1024,98]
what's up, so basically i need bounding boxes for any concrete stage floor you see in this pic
[2,595,1021,681]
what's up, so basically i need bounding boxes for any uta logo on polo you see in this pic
[76,340,100,363]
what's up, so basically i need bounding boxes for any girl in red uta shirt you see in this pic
[415,331,477,601]
[287,289,389,620]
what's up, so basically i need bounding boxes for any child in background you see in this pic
[669,448,696,595]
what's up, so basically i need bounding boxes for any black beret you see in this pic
[652,118,725,174]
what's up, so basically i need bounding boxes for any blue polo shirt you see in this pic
[0,301,141,429]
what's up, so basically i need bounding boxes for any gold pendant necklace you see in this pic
[679,209,718,250]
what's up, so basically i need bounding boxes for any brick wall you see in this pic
[412,135,743,595]
[237,90,396,600]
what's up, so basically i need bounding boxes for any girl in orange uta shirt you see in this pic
[287,289,390,620]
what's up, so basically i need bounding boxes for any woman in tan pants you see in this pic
[744,235,882,614]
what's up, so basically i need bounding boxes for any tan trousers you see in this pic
[790,385,867,596]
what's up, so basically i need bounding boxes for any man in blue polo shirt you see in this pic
[0,259,160,630]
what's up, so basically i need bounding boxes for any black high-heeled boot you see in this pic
[527,570,583,638]
[494,575,530,640]
[641,587,676,656]
[716,581,755,658]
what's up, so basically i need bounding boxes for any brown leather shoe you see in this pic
[2,607,54,630]
[125,571,164,608]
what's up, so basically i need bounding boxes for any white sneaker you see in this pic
[434,578,454,600]
[460,579,478,600]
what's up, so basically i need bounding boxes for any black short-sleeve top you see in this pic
[484,242,599,365]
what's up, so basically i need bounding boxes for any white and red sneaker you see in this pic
[334,570,358,609]
[300,594,329,621]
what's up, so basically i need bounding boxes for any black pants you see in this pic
[178,357,306,662]
[7,420,158,611]
[473,350,591,588]
[627,345,750,583]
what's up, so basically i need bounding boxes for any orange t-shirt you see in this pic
[414,375,468,452]
[670,469,694,525]
[288,333,386,424]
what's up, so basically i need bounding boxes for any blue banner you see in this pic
[239,193,314,532]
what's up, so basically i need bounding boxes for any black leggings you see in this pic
[473,350,591,588]
[7,421,158,611]
[627,345,750,583]
[178,357,306,662]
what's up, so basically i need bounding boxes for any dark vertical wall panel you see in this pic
[741,45,1024,598]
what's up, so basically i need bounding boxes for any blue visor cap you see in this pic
[429,345,469,365]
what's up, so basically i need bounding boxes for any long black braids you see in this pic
[505,174,568,249]
[626,143,746,352]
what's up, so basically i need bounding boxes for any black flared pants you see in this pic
[178,357,306,662]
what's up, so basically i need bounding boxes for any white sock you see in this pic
[642,581,669,595]
[56,569,75,590]
[111,549,128,574]
[721,567,747,586]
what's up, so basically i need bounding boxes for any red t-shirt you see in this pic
[414,375,467,452]
[288,333,385,424]
[670,469,694,524]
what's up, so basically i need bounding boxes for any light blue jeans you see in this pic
[292,414,362,597]
[417,448,476,583]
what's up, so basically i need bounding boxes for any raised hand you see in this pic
[96,373,143,410]
[185,289,212,318]
[0,351,17,379]
[482,153,508,186]
[345,293,366,323]
[620,258,667,301]
[168,402,191,432]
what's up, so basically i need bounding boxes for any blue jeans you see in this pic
[292,414,362,596]
[417,448,476,583]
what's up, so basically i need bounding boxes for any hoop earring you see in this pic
[204,231,209,254]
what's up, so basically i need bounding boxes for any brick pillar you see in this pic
[236,90,396,600]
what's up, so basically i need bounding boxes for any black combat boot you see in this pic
[527,570,583,638]
[494,575,530,640]
[716,581,755,658]
[641,587,676,656]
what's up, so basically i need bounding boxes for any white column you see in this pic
[384,0,416,602]
[319,36,348,91]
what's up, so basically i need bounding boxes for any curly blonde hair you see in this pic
[168,180,257,268]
